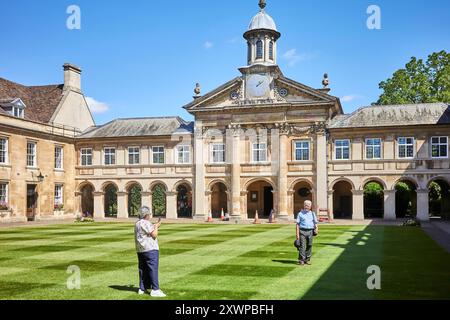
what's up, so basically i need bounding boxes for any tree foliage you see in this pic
[377,50,450,105]
[152,185,166,216]
[128,185,142,217]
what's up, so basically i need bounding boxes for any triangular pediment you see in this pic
[183,74,341,114]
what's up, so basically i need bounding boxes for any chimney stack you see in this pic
[63,63,82,92]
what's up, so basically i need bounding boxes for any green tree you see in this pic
[377,50,450,105]
[152,185,166,216]
[128,185,142,217]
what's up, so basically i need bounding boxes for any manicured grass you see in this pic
[0,222,449,300]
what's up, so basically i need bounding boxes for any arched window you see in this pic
[247,42,252,63]
[256,40,263,59]
[269,41,274,60]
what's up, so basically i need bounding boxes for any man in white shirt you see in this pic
[135,206,166,297]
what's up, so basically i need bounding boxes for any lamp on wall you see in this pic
[37,171,44,183]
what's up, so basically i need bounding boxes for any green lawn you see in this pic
[0,222,449,300]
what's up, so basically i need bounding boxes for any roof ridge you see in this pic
[115,116,182,121]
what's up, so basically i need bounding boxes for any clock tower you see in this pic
[241,0,282,100]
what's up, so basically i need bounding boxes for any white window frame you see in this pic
[104,147,116,166]
[397,137,415,159]
[176,145,191,164]
[294,140,310,161]
[211,143,226,164]
[0,183,8,204]
[12,106,24,118]
[365,138,382,160]
[334,139,351,160]
[80,148,93,166]
[431,136,448,159]
[252,142,267,163]
[0,137,8,164]
[54,146,64,170]
[27,141,37,167]
[54,184,63,206]
[128,146,140,165]
[152,146,165,164]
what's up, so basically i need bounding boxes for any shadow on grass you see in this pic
[272,259,298,265]
[109,285,139,293]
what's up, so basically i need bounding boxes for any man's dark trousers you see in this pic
[298,229,314,262]
[137,250,159,291]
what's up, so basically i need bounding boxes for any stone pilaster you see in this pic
[416,189,430,221]
[194,124,206,219]
[117,192,128,218]
[315,131,328,217]
[93,191,104,218]
[165,191,177,219]
[327,190,334,221]
[277,133,289,220]
[141,191,152,214]
[384,190,396,220]
[230,129,242,219]
[351,189,365,220]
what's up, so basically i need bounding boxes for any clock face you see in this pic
[246,74,270,98]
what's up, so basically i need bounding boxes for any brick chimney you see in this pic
[63,63,82,92]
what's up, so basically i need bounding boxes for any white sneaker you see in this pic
[138,289,146,295]
[150,289,166,297]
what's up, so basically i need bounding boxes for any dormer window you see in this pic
[256,40,263,59]
[0,98,26,119]
[13,106,24,118]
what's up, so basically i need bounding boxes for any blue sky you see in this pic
[1,0,449,125]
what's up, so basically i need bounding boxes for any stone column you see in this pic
[240,191,248,220]
[74,191,82,216]
[194,124,206,220]
[352,190,365,220]
[277,133,289,220]
[166,191,177,219]
[141,191,152,214]
[230,128,242,219]
[117,192,128,218]
[206,191,212,217]
[315,130,328,217]
[287,190,295,219]
[384,190,396,220]
[416,189,430,221]
[93,191,104,218]
[327,190,334,221]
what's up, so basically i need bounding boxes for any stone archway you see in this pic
[104,183,118,218]
[152,183,167,217]
[210,182,228,218]
[127,183,142,218]
[247,180,273,219]
[333,180,353,219]
[395,179,417,218]
[80,184,94,217]
[363,181,384,219]
[177,184,192,218]
[429,179,450,220]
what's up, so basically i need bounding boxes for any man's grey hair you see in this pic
[139,206,152,219]
[304,200,312,206]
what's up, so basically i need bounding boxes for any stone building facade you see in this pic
[1,1,449,222]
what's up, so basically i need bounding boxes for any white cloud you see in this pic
[341,95,364,102]
[281,49,314,67]
[85,97,109,114]
[203,41,214,49]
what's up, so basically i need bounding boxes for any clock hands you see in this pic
[256,80,264,87]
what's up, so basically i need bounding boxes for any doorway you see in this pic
[26,184,37,221]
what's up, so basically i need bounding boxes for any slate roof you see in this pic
[0,77,64,123]
[78,116,194,139]
[329,103,450,129]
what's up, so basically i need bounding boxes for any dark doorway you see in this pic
[81,184,94,216]
[211,182,228,218]
[333,181,353,219]
[26,184,37,221]
[177,184,192,218]
[263,187,273,217]
[364,181,384,219]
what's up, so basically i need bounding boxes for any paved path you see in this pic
[421,220,450,254]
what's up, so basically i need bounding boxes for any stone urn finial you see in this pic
[193,83,201,99]
[259,0,266,10]
[322,73,329,88]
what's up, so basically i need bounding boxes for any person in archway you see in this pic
[134,206,166,297]
[296,200,319,266]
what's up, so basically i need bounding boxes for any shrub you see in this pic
[0,201,9,210]
[402,219,421,227]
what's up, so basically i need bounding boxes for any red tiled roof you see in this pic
[0,77,64,123]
